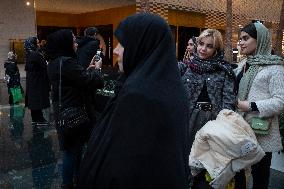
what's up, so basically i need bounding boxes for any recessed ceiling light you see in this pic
[26,1,31,6]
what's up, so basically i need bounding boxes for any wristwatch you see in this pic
[248,102,252,111]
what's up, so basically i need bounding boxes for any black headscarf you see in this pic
[24,36,38,54]
[78,13,189,189]
[46,29,76,60]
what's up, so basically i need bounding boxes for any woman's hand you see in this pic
[87,65,97,70]
[90,55,102,69]
[237,99,250,112]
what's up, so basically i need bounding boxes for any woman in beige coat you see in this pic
[237,22,284,189]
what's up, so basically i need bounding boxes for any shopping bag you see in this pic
[9,86,24,104]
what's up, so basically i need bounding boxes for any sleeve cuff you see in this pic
[250,102,259,112]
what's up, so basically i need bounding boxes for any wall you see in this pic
[168,9,205,28]
[79,5,136,28]
[79,5,136,61]
[137,0,283,52]
[37,12,80,27]
[36,5,136,65]
[0,0,36,79]
[37,5,136,28]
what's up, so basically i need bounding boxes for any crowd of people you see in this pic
[3,12,284,189]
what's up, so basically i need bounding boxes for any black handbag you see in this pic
[58,57,89,129]
[58,106,89,129]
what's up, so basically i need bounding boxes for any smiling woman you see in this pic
[196,29,223,60]
[178,28,238,188]
[236,22,284,189]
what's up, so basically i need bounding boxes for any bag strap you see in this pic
[59,57,63,111]
[58,56,70,110]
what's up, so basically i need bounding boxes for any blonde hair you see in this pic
[197,29,224,52]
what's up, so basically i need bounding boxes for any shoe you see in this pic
[32,121,49,126]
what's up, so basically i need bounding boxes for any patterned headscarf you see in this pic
[187,51,235,78]
[238,22,284,100]
[24,36,38,53]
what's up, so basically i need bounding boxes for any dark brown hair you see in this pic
[241,23,257,40]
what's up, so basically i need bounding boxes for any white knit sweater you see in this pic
[245,64,284,152]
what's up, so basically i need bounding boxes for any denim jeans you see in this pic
[62,146,83,187]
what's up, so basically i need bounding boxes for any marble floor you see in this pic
[0,79,284,189]
[0,103,62,189]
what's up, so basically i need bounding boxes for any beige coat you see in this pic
[189,109,265,189]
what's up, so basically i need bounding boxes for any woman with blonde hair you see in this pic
[179,28,237,188]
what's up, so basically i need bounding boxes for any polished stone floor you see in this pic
[0,103,62,189]
[0,79,284,189]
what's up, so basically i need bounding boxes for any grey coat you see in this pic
[179,62,236,118]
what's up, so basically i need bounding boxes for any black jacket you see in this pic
[77,36,100,69]
[4,60,21,88]
[25,50,50,110]
[47,57,104,151]
[46,29,104,152]
[47,57,103,108]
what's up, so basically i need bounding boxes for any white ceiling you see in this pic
[34,0,136,14]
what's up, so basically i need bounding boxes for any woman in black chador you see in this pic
[78,13,189,189]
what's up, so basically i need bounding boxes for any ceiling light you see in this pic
[26,1,31,6]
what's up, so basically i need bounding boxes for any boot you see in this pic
[61,184,73,189]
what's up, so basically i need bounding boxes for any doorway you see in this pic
[177,26,200,61]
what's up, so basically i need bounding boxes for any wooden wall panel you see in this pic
[168,9,205,28]
[36,12,80,27]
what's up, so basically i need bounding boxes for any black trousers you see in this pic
[30,109,45,122]
[235,169,246,189]
[251,152,272,189]
[192,170,213,189]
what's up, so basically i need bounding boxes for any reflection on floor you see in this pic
[1,83,284,188]
[0,104,62,189]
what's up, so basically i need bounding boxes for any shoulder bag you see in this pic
[58,57,90,129]
[248,117,271,135]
